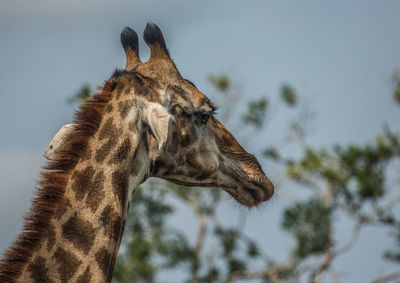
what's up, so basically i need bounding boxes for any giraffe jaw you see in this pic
[162,176,274,207]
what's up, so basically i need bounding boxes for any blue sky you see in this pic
[1,1,399,282]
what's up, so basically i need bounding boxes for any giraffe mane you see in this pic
[0,77,119,282]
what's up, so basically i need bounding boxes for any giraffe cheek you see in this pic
[206,154,219,173]
[197,152,219,174]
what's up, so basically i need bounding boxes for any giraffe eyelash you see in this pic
[211,105,219,115]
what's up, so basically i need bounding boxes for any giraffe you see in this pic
[0,23,274,282]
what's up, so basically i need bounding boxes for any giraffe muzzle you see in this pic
[250,177,274,203]
[223,175,274,207]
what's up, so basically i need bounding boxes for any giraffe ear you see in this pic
[143,104,172,150]
[44,123,75,160]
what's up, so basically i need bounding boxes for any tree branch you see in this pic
[186,195,207,254]
[335,223,362,256]
[371,271,400,283]
[224,262,295,283]
[309,249,333,283]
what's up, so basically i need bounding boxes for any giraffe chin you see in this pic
[226,188,266,207]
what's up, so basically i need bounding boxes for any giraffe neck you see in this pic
[19,115,150,282]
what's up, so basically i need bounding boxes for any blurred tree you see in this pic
[241,98,268,129]
[393,71,400,105]
[280,83,297,107]
[67,83,91,105]
[69,72,400,283]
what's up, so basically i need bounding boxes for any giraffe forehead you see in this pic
[132,59,213,109]
[166,84,215,113]
[108,69,215,115]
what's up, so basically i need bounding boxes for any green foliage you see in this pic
[286,148,348,189]
[384,225,400,263]
[282,198,332,259]
[228,257,246,273]
[247,241,260,258]
[198,268,219,283]
[160,234,198,271]
[284,132,400,269]
[263,146,280,161]
[241,98,268,128]
[280,83,297,107]
[393,71,400,105]
[287,133,399,206]
[113,236,155,282]
[336,134,399,201]
[215,228,239,257]
[67,83,92,105]
[208,74,231,92]
[394,85,400,105]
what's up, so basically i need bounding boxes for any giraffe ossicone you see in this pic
[1,23,274,282]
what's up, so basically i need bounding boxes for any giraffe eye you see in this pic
[196,112,210,124]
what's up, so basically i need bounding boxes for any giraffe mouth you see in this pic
[224,179,274,207]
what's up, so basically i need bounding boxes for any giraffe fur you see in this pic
[0,23,274,282]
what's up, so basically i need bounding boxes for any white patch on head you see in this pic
[44,123,75,160]
[143,102,172,150]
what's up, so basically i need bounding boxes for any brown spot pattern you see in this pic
[86,172,105,213]
[56,197,72,220]
[86,171,106,213]
[115,82,125,99]
[46,223,56,252]
[95,247,112,276]
[62,213,96,254]
[105,103,113,113]
[112,170,129,208]
[98,117,117,141]
[81,146,92,161]
[131,75,148,97]
[95,139,115,163]
[76,266,91,283]
[100,205,122,242]
[109,138,131,165]
[53,247,82,283]
[119,100,132,119]
[71,166,95,201]
[27,256,50,282]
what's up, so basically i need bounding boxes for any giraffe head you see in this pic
[135,24,274,206]
[49,24,274,207]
